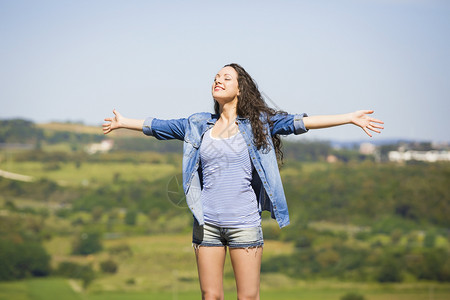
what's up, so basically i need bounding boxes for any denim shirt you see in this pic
[143,112,308,228]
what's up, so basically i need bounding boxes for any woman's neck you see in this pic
[218,99,238,124]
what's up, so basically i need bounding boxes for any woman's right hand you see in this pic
[103,109,123,134]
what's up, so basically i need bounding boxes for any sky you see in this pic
[1,0,449,142]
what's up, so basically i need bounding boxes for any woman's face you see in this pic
[212,66,240,103]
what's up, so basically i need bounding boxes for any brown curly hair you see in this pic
[213,63,286,165]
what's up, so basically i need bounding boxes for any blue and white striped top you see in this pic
[199,128,261,228]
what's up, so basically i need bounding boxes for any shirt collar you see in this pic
[206,113,219,125]
[207,113,247,124]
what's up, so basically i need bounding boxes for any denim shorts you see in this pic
[192,219,264,248]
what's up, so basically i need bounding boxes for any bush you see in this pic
[55,261,93,278]
[91,206,104,222]
[55,261,95,289]
[376,255,403,283]
[262,225,281,240]
[406,249,450,282]
[292,228,316,249]
[354,231,370,241]
[261,255,291,273]
[72,230,103,255]
[0,239,51,280]
[341,293,365,300]
[125,209,137,226]
[294,235,312,248]
[108,244,133,257]
[100,259,118,274]
[423,231,437,248]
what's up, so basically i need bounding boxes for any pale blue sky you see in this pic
[1,0,449,142]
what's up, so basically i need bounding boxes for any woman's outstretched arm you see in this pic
[103,109,144,134]
[303,110,384,137]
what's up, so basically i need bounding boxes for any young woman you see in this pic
[103,63,384,300]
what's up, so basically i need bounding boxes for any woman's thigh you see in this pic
[194,246,227,300]
[229,246,263,300]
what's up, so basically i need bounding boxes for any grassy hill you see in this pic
[0,119,449,298]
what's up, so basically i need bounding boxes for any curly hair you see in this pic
[213,63,286,166]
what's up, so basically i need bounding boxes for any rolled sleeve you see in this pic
[144,117,187,140]
[142,117,155,136]
[293,113,309,135]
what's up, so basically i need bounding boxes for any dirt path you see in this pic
[0,169,33,182]
[68,279,83,293]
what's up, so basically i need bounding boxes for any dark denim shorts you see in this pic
[192,219,264,249]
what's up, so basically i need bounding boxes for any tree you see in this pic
[0,239,50,280]
[423,231,437,248]
[100,259,118,274]
[72,230,103,255]
[376,255,403,283]
[125,209,137,226]
[55,261,95,289]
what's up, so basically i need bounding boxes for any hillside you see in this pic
[0,118,449,297]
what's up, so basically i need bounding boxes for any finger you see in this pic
[102,123,110,127]
[370,123,384,129]
[363,127,372,137]
[104,118,112,122]
[368,125,381,133]
[362,110,374,115]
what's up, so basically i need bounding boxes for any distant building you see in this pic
[388,150,450,162]
[326,154,338,163]
[359,143,376,155]
[86,140,114,154]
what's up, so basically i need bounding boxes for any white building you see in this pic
[388,150,450,163]
[359,143,376,155]
[86,140,114,154]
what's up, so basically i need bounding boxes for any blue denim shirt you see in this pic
[143,112,308,228]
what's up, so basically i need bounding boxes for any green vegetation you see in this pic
[72,229,103,255]
[341,293,365,300]
[0,239,51,280]
[0,277,449,300]
[0,119,449,298]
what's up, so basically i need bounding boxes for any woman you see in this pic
[103,63,384,300]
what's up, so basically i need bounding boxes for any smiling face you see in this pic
[211,66,240,104]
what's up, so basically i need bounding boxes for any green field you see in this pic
[1,161,177,186]
[0,233,444,300]
[1,121,449,299]
[1,277,449,300]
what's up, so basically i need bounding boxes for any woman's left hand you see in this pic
[350,110,384,137]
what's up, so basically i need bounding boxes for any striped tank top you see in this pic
[199,128,261,228]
